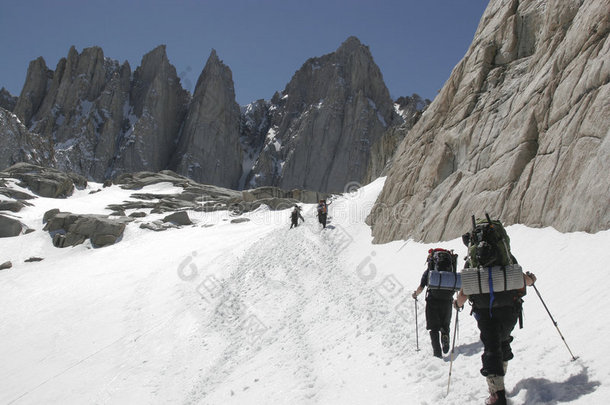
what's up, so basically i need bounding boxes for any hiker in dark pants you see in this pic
[412,266,453,358]
[316,200,329,228]
[454,272,536,405]
[290,206,305,229]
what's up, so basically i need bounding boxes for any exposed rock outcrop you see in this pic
[0,88,17,112]
[241,187,329,205]
[364,95,431,183]
[0,108,54,169]
[239,100,271,188]
[43,210,129,248]
[163,211,192,226]
[0,200,27,213]
[368,0,610,243]
[243,37,400,193]
[107,170,324,215]
[1,163,86,198]
[0,214,26,238]
[173,50,243,189]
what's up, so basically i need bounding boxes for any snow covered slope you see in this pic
[1,178,608,404]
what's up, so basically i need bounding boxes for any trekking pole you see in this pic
[446,307,460,396]
[414,297,420,351]
[529,278,578,361]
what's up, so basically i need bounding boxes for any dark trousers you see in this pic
[425,298,452,356]
[474,305,519,376]
[425,298,452,333]
[318,213,327,228]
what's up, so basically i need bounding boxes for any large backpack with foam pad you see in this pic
[460,214,526,306]
[427,248,461,293]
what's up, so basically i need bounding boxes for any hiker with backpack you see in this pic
[412,248,459,358]
[453,214,537,405]
[290,205,305,229]
[317,200,330,228]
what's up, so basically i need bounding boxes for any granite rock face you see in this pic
[9,45,189,180]
[113,46,190,177]
[0,108,54,169]
[7,38,409,193]
[0,88,17,112]
[239,100,271,188]
[173,50,243,189]
[368,0,610,243]
[364,95,430,183]
[13,57,53,127]
[243,37,400,193]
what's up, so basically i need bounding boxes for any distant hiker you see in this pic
[290,205,305,228]
[412,248,459,358]
[454,214,537,405]
[316,200,330,229]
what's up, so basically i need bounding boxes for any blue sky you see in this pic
[0,0,489,105]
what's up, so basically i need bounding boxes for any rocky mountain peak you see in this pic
[335,35,367,55]
[133,45,175,84]
[144,44,168,61]
[193,49,229,93]
[13,57,52,126]
[172,49,243,189]
[134,45,173,82]
[338,35,365,50]
[4,37,408,194]
[114,44,190,177]
[243,36,398,193]
[208,48,220,63]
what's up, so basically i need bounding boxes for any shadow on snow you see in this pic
[510,365,599,404]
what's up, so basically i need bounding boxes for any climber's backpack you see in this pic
[466,214,513,268]
[318,202,327,215]
[427,248,461,292]
[460,214,525,298]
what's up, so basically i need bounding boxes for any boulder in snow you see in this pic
[162,211,192,226]
[44,211,128,248]
[0,214,24,238]
[1,163,87,198]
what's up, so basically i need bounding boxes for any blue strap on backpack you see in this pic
[488,267,495,317]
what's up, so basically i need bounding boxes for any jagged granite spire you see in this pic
[172,49,243,189]
[112,44,190,177]
[13,57,52,126]
[8,45,189,180]
[244,36,399,193]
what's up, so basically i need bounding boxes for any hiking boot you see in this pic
[485,390,506,405]
[430,331,442,358]
[441,331,450,354]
